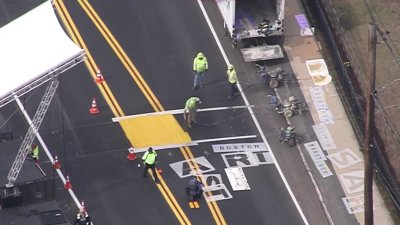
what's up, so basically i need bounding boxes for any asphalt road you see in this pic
[0,0,359,225]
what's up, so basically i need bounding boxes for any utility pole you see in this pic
[364,23,377,225]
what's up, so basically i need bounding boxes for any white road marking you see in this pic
[196,1,310,224]
[225,167,251,191]
[112,105,254,122]
[170,156,216,178]
[132,135,257,153]
[212,142,267,152]
[14,96,83,210]
[194,135,256,143]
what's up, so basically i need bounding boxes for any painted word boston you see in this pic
[212,142,268,153]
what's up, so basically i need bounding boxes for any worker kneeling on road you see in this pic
[185,176,204,201]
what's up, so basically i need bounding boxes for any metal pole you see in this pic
[364,23,377,225]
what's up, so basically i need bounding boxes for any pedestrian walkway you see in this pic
[283,0,394,224]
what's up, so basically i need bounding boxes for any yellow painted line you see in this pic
[156,172,192,225]
[119,115,190,148]
[184,146,227,225]
[56,0,189,223]
[74,1,192,225]
[79,0,161,112]
[54,0,123,117]
[77,1,227,224]
[147,169,191,225]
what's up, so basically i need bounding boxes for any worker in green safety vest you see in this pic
[142,147,159,183]
[184,97,202,128]
[192,52,208,90]
[31,143,39,162]
[227,64,240,98]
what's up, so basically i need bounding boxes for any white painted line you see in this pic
[112,105,254,122]
[195,135,256,144]
[14,96,83,210]
[170,156,216,178]
[132,135,257,153]
[196,1,310,224]
[132,142,198,153]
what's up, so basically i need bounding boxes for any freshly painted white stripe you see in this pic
[14,95,82,209]
[132,142,198,153]
[112,105,254,122]
[132,135,257,153]
[194,135,256,143]
[196,1,310,224]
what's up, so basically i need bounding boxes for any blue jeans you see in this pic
[230,82,239,97]
[194,71,205,88]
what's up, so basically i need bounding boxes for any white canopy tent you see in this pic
[0,0,85,186]
[0,0,85,108]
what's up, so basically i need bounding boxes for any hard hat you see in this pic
[197,52,204,58]
[228,64,234,70]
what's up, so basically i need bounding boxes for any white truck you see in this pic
[216,0,285,62]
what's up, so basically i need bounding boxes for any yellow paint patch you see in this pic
[189,202,194,208]
[119,114,191,148]
[189,201,199,209]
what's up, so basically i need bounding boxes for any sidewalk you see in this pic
[283,0,394,224]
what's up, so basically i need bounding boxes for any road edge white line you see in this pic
[14,95,83,211]
[196,1,310,224]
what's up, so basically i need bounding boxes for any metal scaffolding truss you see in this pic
[7,79,60,186]
[0,1,86,186]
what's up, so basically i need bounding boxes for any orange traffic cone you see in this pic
[95,69,104,83]
[53,155,61,169]
[89,97,99,114]
[126,147,137,161]
[64,175,72,189]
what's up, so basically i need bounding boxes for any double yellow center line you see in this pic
[55,0,226,224]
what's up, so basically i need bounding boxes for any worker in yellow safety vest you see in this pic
[142,147,159,183]
[193,52,208,90]
[227,64,240,98]
[31,143,39,162]
[183,97,202,128]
